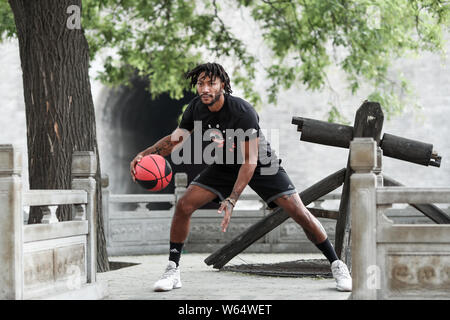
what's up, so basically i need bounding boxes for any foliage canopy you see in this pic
[1,0,449,121]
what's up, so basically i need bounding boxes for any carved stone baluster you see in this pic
[41,205,59,224]
[71,151,97,284]
[73,204,86,221]
[374,147,383,187]
[136,203,148,211]
[313,198,325,209]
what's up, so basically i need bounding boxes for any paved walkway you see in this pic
[97,253,351,300]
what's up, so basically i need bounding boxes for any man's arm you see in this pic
[230,138,258,201]
[130,127,191,181]
[218,138,259,232]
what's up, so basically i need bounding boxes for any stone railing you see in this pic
[103,172,344,256]
[102,166,445,257]
[0,145,107,300]
[349,138,450,300]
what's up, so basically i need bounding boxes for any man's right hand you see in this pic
[130,153,144,182]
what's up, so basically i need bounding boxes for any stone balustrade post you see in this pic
[373,147,383,187]
[71,151,97,283]
[174,173,188,244]
[101,174,110,245]
[174,173,188,207]
[0,144,23,299]
[349,138,378,300]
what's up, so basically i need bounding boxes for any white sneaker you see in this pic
[153,261,182,292]
[331,260,352,292]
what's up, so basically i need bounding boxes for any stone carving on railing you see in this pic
[101,163,445,257]
[0,144,107,300]
[349,138,450,300]
[102,168,345,255]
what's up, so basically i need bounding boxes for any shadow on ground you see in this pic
[220,259,332,278]
[109,261,141,271]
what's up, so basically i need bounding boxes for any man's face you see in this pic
[196,72,224,106]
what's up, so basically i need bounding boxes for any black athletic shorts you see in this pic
[190,163,297,209]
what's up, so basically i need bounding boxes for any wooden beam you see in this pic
[204,168,346,269]
[292,117,442,168]
[380,133,436,167]
[309,208,339,220]
[292,116,354,149]
[334,101,384,268]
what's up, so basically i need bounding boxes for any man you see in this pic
[130,62,352,292]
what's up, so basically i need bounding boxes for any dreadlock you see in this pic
[185,62,232,95]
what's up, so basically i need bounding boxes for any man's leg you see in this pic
[154,184,217,292]
[273,193,327,243]
[169,184,218,264]
[273,192,352,292]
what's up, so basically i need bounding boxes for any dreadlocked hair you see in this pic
[185,62,232,95]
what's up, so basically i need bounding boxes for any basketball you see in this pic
[134,154,172,191]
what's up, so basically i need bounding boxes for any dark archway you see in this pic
[102,75,217,209]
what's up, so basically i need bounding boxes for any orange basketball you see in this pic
[134,154,172,191]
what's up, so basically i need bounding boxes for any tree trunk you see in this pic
[8,0,110,272]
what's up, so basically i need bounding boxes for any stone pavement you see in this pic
[97,253,351,300]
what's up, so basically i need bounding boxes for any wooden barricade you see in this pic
[204,100,447,270]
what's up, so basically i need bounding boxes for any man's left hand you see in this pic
[218,200,234,232]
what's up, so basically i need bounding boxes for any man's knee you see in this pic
[275,193,305,214]
[175,197,197,217]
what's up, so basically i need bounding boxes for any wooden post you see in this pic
[0,144,23,299]
[71,151,97,283]
[204,168,346,268]
[334,101,384,269]
[349,138,378,299]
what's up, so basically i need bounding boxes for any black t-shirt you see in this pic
[179,94,279,172]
